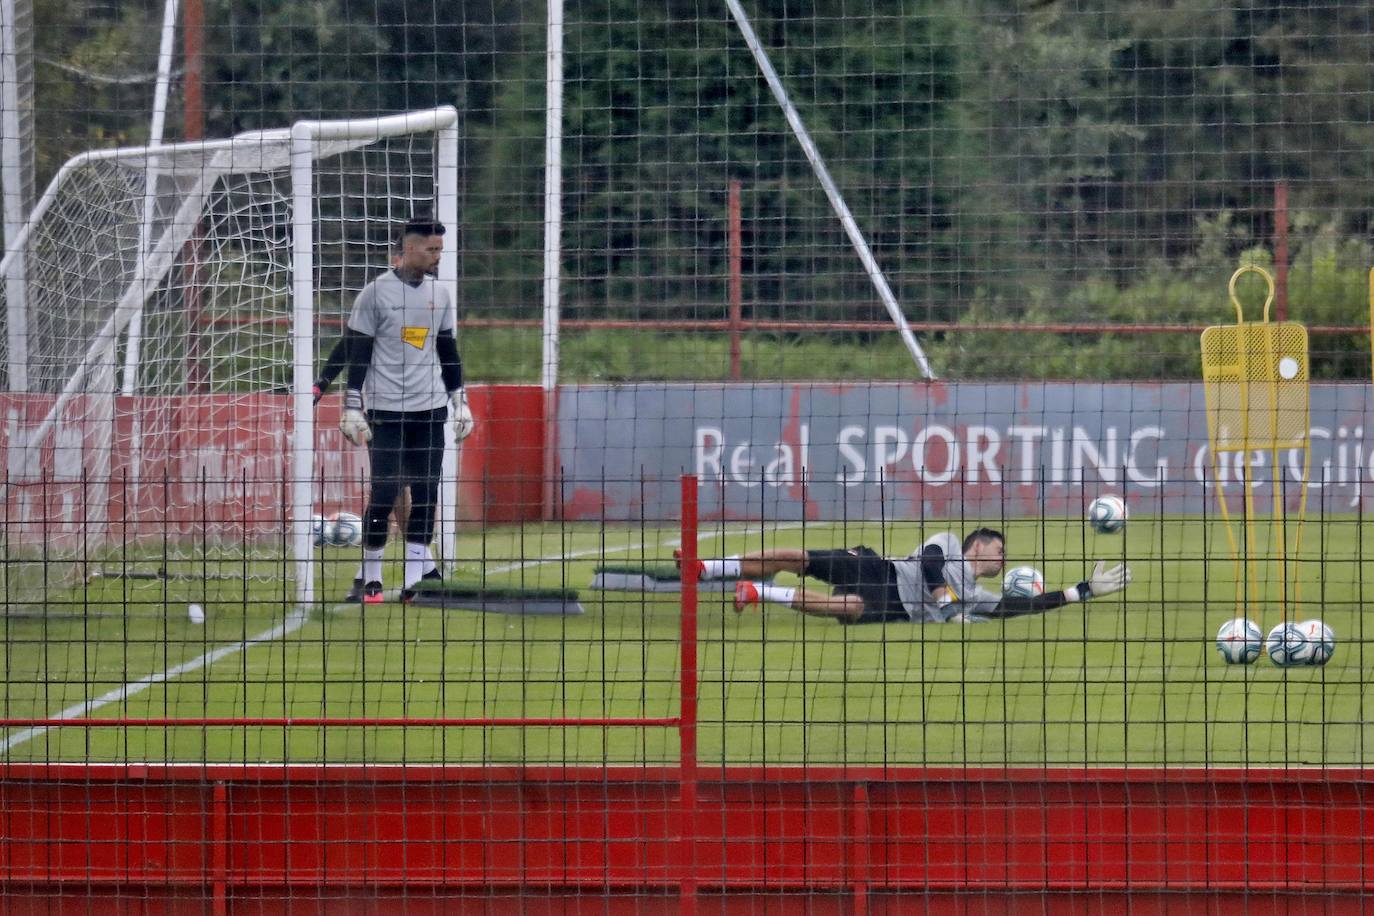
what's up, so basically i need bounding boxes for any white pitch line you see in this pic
[1,608,311,754]
[2,522,805,754]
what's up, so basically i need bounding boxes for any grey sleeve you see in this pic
[982,592,1071,619]
[346,283,379,336]
[436,285,455,332]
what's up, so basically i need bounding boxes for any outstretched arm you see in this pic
[983,561,1132,619]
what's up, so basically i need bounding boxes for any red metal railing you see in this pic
[3,763,1374,912]
[4,475,1373,911]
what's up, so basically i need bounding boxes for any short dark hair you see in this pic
[400,216,446,240]
[962,527,1004,552]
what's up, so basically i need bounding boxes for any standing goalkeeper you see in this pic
[335,216,475,604]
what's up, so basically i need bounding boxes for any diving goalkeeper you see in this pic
[679,528,1131,623]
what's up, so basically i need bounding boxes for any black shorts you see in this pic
[366,408,447,483]
[802,546,908,624]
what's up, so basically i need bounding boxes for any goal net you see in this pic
[0,106,458,609]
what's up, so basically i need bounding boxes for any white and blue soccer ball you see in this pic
[310,513,330,547]
[1215,617,1263,665]
[1265,621,1310,667]
[1088,494,1128,534]
[1002,565,1045,598]
[326,511,364,548]
[1295,618,1336,667]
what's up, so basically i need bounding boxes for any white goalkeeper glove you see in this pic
[450,388,476,442]
[339,390,371,446]
[1080,560,1132,599]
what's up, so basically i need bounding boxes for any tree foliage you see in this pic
[23,0,1374,378]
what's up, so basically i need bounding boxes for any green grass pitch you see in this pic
[3,516,1371,767]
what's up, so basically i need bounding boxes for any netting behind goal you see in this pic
[0,108,457,607]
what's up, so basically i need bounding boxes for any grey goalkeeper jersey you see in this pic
[346,270,455,413]
[892,532,1002,622]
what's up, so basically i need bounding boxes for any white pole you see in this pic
[0,0,28,391]
[722,0,936,380]
[289,125,317,608]
[541,0,564,517]
[121,0,180,396]
[436,118,460,573]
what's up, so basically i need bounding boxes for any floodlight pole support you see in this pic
[723,0,936,380]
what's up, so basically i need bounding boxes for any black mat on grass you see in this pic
[405,582,584,615]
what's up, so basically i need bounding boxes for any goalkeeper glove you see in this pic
[1078,560,1132,600]
[312,377,330,406]
[450,388,476,442]
[339,390,371,446]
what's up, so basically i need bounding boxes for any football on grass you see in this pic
[310,513,330,547]
[327,511,363,548]
[1295,619,1336,666]
[1265,621,1309,667]
[1215,617,1263,665]
[1002,566,1045,598]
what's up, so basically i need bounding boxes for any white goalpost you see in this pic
[0,106,458,608]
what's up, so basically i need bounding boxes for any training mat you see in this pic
[405,582,585,615]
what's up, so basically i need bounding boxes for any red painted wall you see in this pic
[0,385,547,548]
[2,764,1371,913]
[454,385,544,523]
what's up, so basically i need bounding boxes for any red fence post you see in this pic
[211,780,228,916]
[679,474,700,913]
[851,782,870,915]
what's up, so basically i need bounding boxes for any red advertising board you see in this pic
[0,385,546,549]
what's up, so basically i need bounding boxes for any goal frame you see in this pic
[1,105,460,607]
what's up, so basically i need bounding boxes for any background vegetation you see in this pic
[25,1,1374,380]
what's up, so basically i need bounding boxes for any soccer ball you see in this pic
[327,511,364,548]
[1265,621,1309,667]
[1087,494,1127,534]
[310,513,330,547]
[1295,619,1336,667]
[1002,565,1045,598]
[1215,617,1263,665]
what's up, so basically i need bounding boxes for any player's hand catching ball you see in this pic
[339,390,372,445]
[1084,560,1132,598]
[451,388,476,442]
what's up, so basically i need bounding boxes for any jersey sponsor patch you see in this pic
[400,326,428,350]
